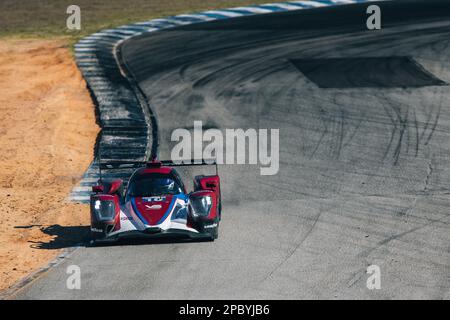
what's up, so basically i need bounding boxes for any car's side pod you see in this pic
[194,175,220,196]
[90,179,123,240]
[90,193,121,239]
[188,189,219,239]
[190,175,222,239]
[194,174,221,216]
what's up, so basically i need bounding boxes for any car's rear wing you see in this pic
[97,158,218,181]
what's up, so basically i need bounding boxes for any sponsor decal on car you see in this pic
[142,196,166,202]
[145,204,162,210]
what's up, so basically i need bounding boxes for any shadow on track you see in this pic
[18,224,91,249]
[17,224,210,249]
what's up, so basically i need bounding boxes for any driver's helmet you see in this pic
[157,178,175,191]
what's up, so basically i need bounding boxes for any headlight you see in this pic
[93,200,116,221]
[190,196,212,217]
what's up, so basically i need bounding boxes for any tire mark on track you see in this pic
[335,106,345,160]
[424,94,442,146]
[393,104,407,165]
[356,212,450,260]
[261,203,334,283]
[309,104,330,159]
[382,99,399,162]
[414,108,420,157]
[342,113,364,150]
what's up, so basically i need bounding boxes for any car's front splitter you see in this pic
[92,228,214,244]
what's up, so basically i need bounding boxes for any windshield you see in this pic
[128,174,182,197]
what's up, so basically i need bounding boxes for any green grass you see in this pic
[0,0,276,46]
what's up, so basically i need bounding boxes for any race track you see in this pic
[16,0,450,299]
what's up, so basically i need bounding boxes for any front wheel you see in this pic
[212,221,219,240]
[203,221,219,240]
[90,229,103,242]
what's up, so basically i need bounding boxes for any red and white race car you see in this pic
[90,159,221,243]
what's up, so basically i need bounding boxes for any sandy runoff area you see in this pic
[0,39,98,292]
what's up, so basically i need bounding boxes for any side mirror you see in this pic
[92,185,104,193]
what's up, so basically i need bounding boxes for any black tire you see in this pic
[218,197,222,221]
[213,222,219,240]
[202,221,219,241]
[90,231,102,242]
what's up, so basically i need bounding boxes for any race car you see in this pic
[89,159,221,243]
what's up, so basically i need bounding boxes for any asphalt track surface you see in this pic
[17,0,450,299]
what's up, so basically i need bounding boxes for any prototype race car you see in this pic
[90,159,221,243]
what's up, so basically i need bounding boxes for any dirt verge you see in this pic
[0,39,98,292]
